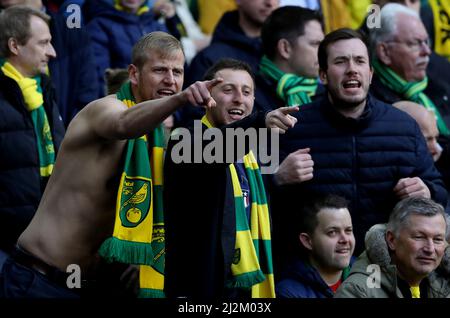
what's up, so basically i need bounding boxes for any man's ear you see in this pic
[386,230,396,251]
[277,38,292,60]
[299,233,313,251]
[376,43,391,66]
[319,69,327,85]
[7,37,20,56]
[128,64,138,86]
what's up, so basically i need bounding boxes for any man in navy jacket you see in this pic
[271,28,447,259]
[276,194,355,298]
[0,6,65,255]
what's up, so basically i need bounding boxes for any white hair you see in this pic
[369,3,420,52]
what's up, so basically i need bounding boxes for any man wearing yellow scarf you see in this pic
[0,6,65,256]
[164,58,299,299]
[2,31,225,298]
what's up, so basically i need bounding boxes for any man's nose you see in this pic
[47,43,57,59]
[346,60,357,74]
[164,71,175,84]
[422,239,435,253]
[420,41,432,56]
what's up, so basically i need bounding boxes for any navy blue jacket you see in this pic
[370,72,450,201]
[276,258,352,298]
[0,73,65,253]
[273,95,448,254]
[48,10,99,127]
[86,0,168,97]
[186,10,262,86]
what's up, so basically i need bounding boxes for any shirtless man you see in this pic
[0,31,295,298]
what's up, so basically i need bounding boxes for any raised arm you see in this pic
[83,78,223,140]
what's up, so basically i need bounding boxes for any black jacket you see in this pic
[164,111,267,300]
[0,73,65,253]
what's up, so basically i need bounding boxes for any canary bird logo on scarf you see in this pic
[120,178,151,227]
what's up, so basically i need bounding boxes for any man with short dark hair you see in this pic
[276,194,355,298]
[335,197,450,298]
[256,5,324,113]
[177,0,279,127]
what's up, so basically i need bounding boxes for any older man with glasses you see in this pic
[369,3,450,204]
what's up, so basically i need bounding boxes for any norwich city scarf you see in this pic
[98,82,166,298]
[201,116,275,298]
[114,0,149,15]
[259,55,318,107]
[430,0,450,61]
[1,61,55,177]
[373,59,450,136]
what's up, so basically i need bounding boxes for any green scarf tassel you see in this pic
[99,82,166,297]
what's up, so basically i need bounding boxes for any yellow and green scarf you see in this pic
[201,116,275,298]
[98,82,166,298]
[114,0,149,15]
[1,60,55,177]
[429,0,450,61]
[259,55,318,107]
[373,59,450,136]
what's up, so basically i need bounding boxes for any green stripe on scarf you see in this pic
[1,61,55,177]
[373,59,450,136]
[259,55,318,107]
[201,116,275,298]
[99,81,166,298]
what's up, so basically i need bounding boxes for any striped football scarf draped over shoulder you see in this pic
[373,58,450,136]
[201,115,275,298]
[98,82,166,298]
[259,55,318,107]
[1,60,55,177]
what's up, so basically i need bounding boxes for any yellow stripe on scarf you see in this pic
[410,286,420,298]
[430,0,450,61]
[99,82,166,298]
[1,61,55,178]
[1,62,43,110]
[201,115,275,298]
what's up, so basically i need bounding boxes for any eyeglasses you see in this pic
[385,38,430,52]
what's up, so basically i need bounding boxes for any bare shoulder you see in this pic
[65,95,127,143]
[82,94,127,119]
